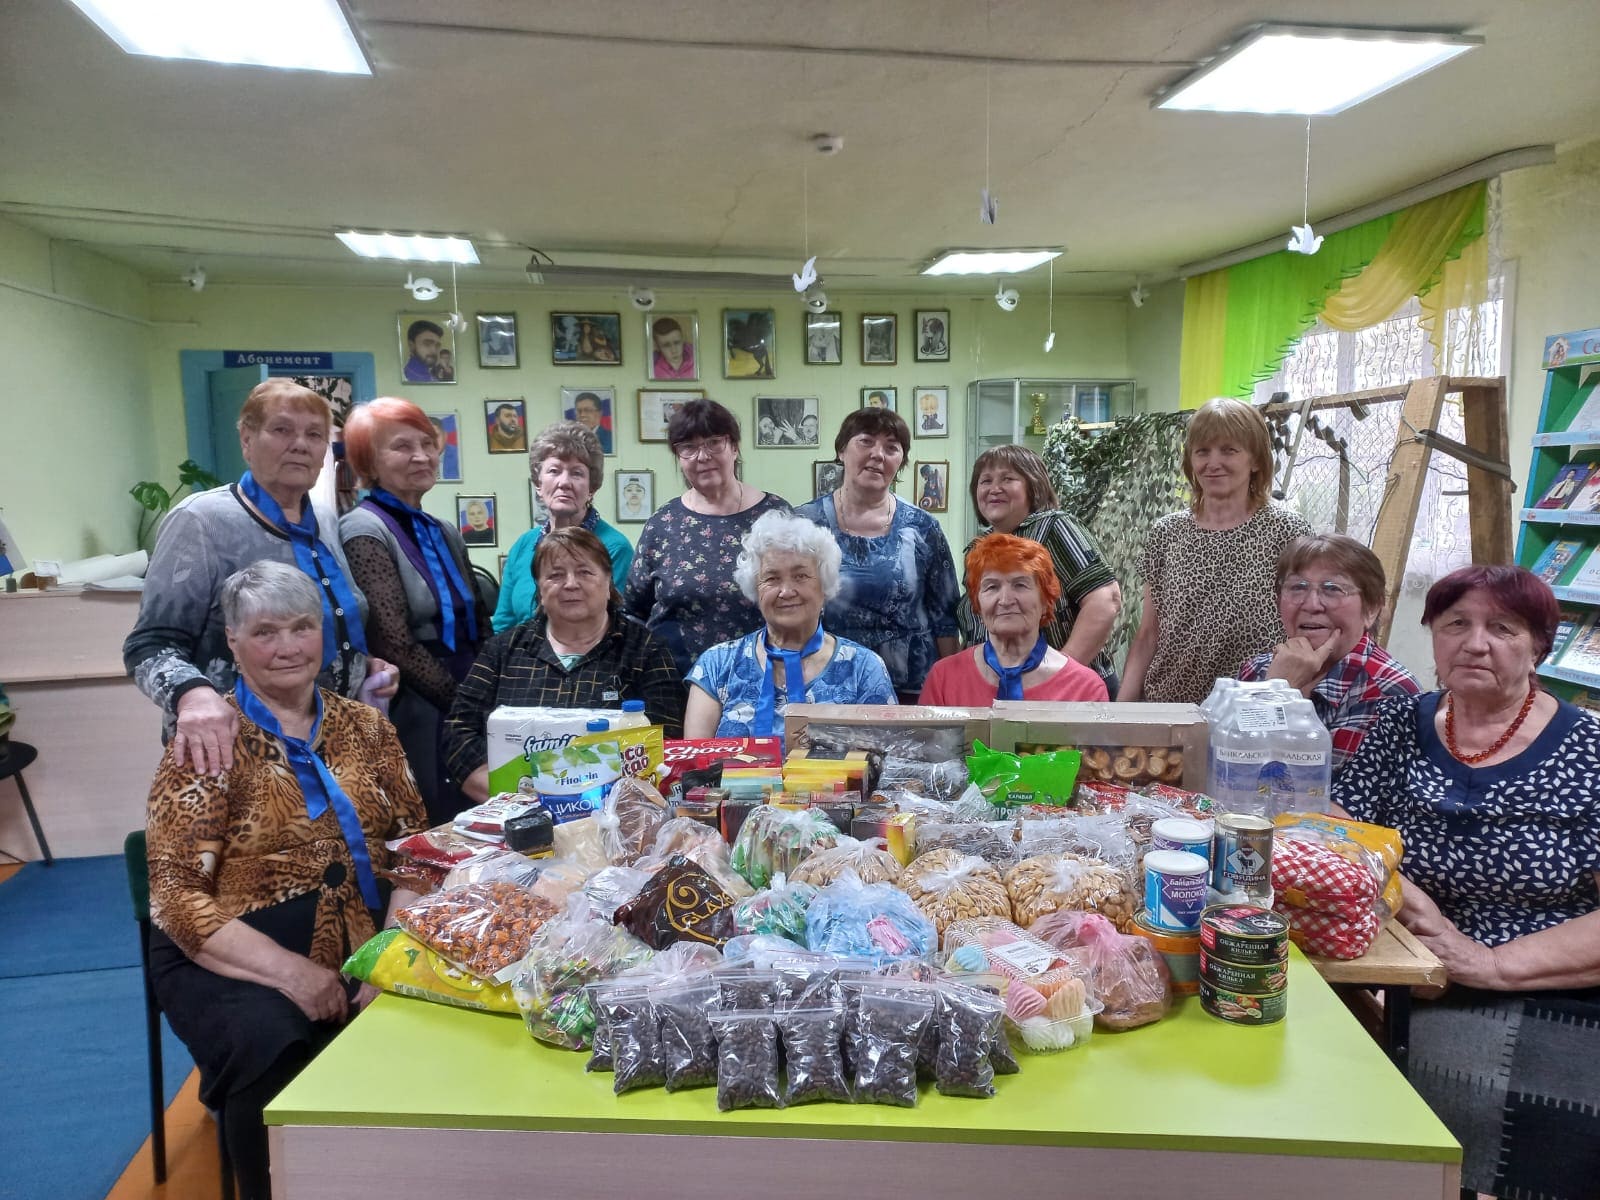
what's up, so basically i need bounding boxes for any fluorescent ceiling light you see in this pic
[336,232,480,265]
[66,0,371,75]
[1155,25,1479,116]
[923,249,1061,276]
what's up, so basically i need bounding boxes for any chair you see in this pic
[124,830,236,1200]
[471,563,500,617]
[0,741,52,865]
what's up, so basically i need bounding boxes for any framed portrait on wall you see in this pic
[614,470,655,523]
[914,310,950,362]
[457,494,497,547]
[550,312,623,365]
[860,386,897,411]
[484,398,527,453]
[753,396,820,448]
[861,313,897,365]
[723,308,776,379]
[476,312,518,368]
[804,311,842,365]
[912,386,949,437]
[560,386,616,455]
[812,460,844,499]
[398,312,456,384]
[914,462,950,512]
[637,388,705,442]
[428,411,462,482]
[645,312,699,381]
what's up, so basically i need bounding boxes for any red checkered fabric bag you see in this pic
[1270,835,1382,959]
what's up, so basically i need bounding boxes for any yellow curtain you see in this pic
[1320,185,1484,331]
[1178,271,1228,409]
[1419,232,1489,374]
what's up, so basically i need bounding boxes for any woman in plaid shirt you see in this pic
[1239,534,1420,774]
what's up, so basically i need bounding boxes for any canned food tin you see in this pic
[1200,978,1287,1025]
[1199,904,1290,965]
[1199,947,1288,995]
[1150,817,1213,863]
[1132,909,1201,996]
[1143,849,1211,932]
[1211,813,1274,902]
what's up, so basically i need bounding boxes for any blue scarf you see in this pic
[240,472,368,666]
[755,624,825,737]
[366,488,478,652]
[234,677,381,910]
[984,635,1048,700]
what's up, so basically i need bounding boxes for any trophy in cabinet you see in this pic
[1029,392,1048,435]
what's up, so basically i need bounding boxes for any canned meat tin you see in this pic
[1200,978,1287,1025]
[1211,813,1274,901]
[1199,947,1288,995]
[1199,904,1289,966]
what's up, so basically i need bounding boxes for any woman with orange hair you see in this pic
[918,534,1108,704]
[340,398,487,822]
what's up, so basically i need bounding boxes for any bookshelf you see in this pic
[1518,327,1600,695]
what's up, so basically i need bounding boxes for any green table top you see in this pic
[266,949,1458,1164]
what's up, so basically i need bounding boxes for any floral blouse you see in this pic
[623,492,790,677]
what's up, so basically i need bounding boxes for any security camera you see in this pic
[183,265,206,292]
[812,133,844,155]
[804,287,829,313]
[995,285,1020,312]
[629,287,656,312]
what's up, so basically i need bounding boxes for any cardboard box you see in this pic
[782,703,992,760]
[987,700,1209,792]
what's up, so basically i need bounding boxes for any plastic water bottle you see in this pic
[615,699,651,730]
[1266,696,1333,816]
[1210,709,1274,817]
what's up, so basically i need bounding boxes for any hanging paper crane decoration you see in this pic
[979,188,998,225]
[1286,223,1323,255]
[792,256,818,293]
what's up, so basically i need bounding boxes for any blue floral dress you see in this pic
[687,631,895,738]
[793,494,959,695]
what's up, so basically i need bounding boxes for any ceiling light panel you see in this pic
[923,249,1062,276]
[66,0,371,75]
[336,232,479,264]
[1156,25,1479,116]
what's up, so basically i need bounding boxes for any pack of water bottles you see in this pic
[1200,680,1332,819]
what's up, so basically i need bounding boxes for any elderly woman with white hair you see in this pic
[684,510,895,738]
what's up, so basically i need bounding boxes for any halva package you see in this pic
[486,706,664,823]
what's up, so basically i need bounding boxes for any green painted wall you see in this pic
[0,215,158,562]
[144,280,1130,572]
[1126,279,1185,415]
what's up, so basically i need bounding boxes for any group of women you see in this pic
[122,379,1597,1200]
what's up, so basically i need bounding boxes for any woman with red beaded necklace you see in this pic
[1331,564,1600,1200]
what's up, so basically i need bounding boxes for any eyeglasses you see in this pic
[1281,579,1360,603]
[674,437,729,460]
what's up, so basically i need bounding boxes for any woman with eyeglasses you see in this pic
[1238,534,1419,775]
[624,399,789,676]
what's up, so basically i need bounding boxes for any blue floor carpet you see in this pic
[0,857,194,1200]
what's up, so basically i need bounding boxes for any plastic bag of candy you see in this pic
[613,855,739,949]
[732,877,817,943]
[730,805,839,889]
[966,740,1081,809]
[803,872,936,966]
[440,848,545,891]
[512,908,654,1049]
[582,866,653,921]
[395,881,561,983]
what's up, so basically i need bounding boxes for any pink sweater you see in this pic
[917,647,1108,705]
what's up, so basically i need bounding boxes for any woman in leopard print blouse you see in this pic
[146,562,427,1200]
[1119,398,1312,705]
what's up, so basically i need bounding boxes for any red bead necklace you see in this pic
[1443,685,1537,764]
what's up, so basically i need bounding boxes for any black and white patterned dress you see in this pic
[1334,692,1600,1199]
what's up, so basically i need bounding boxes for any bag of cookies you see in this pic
[1031,911,1171,1030]
[395,881,561,983]
[597,774,670,864]
[790,836,903,888]
[901,849,1011,940]
[1005,853,1135,930]
[613,855,739,949]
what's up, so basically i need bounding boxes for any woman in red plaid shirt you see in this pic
[1238,534,1420,775]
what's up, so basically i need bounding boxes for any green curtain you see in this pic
[1179,182,1486,409]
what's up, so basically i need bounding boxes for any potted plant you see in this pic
[131,460,223,551]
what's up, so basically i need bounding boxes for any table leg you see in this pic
[1382,984,1412,1076]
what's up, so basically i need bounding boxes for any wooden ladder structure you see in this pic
[1263,376,1513,645]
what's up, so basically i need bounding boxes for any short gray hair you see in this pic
[733,510,843,603]
[529,420,605,492]
[221,560,324,629]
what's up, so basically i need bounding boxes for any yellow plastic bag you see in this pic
[1274,812,1403,918]
[343,927,520,1014]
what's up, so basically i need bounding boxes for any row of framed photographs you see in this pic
[453,457,952,551]
[428,387,950,477]
[400,308,952,383]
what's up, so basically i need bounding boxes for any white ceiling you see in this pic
[2,0,1598,295]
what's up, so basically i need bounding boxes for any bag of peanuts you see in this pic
[900,849,1012,940]
[395,881,562,984]
[1005,853,1134,930]
[790,836,903,887]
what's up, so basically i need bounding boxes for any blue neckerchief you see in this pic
[756,624,825,736]
[234,677,381,910]
[239,472,368,666]
[367,488,478,651]
[984,634,1048,700]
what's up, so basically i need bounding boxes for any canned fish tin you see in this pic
[1199,904,1289,965]
[1132,909,1201,995]
[1143,849,1211,932]
[1199,947,1288,995]
[1150,817,1213,863]
[1200,978,1287,1025]
[1211,813,1274,903]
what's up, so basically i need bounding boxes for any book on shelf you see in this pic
[1569,377,1600,433]
[1549,607,1583,663]
[1534,463,1596,509]
[1569,469,1600,515]
[1570,688,1600,715]
[1566,547,1600,593]
[1531,538,1585,584]
[1555,613,1600,677]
